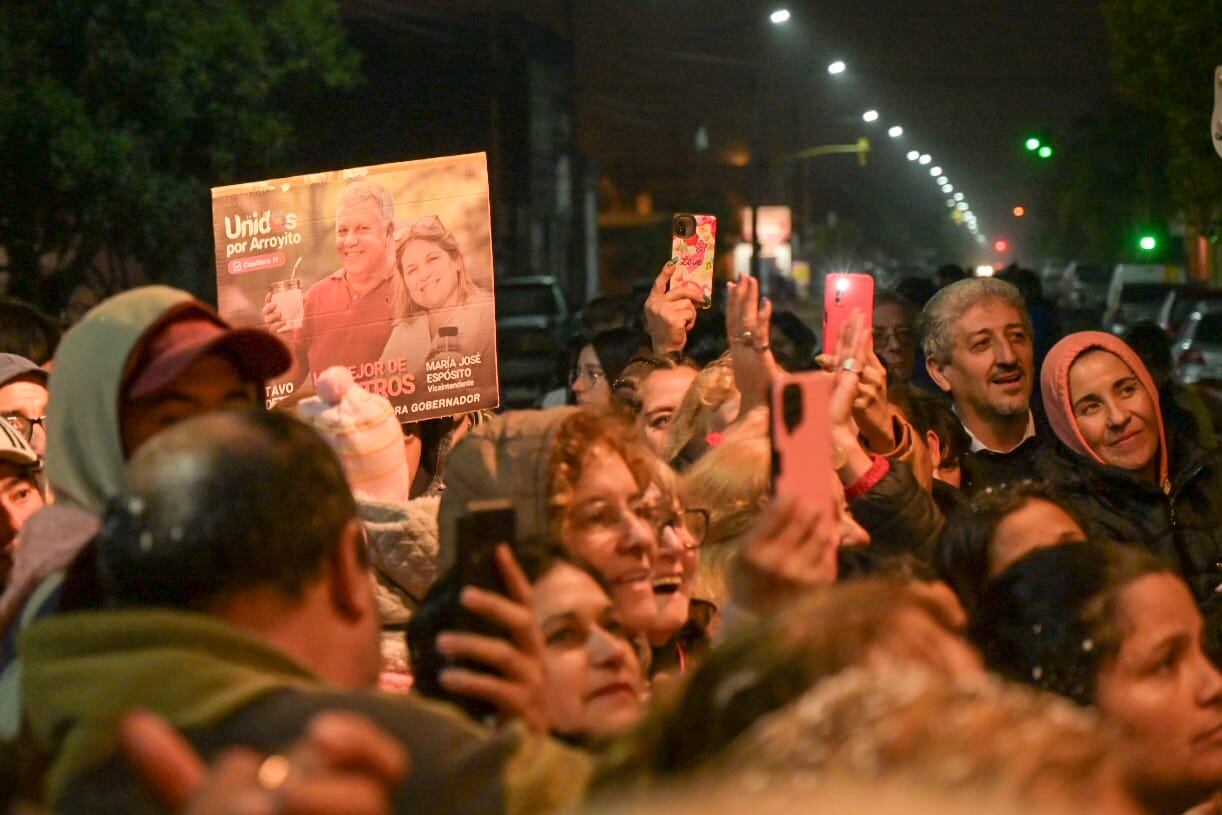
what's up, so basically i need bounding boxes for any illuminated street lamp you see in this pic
[888,125,903,138]
[827,60,846,75]
[941,184,953,193]
[936,175,948,185]
[929,166,942,176]
[906,150,920,161]
[769,8,791,24]
[862,110,879,123]
[1013,206,1026,217]
[918,154,932,165]
[953,192,964,201]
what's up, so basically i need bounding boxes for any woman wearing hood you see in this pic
[1035,330,1222,644]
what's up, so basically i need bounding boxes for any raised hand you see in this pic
[726,273,782,414]
[436,545,549,734]
[825,310,877,484]
[643,259,705,354]
[730,493,838,616]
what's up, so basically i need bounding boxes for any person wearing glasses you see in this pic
[0,354,48,459]
[379,215,496,398]
[569,328,651,408]
[872,291,918,385]
[640,457,710,679]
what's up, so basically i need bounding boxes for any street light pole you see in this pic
[750,71,762,285]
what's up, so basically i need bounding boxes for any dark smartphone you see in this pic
[407,499,517,722]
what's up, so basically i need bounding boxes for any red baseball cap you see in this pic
[127,307,292,400]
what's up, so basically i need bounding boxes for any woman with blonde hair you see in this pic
[661,353,740,467]
[379,215,496,386]
[681,436,770,613]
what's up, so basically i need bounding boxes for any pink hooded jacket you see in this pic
[1039,331,1170,493]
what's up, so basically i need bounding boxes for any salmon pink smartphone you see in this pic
[823,273,874,353]
[671,213,717,307]
[771,371,837,539]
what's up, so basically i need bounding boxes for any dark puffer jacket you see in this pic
[1032,434,1222,625]
[849,458,944,563]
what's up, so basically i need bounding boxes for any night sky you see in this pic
[374,0,1115,262]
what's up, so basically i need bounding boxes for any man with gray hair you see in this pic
[920,277,1043,493]
[265,180,399,387]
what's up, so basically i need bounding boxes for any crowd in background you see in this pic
[0,248,1220,815]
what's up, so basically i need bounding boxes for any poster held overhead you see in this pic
[211,152,500,423]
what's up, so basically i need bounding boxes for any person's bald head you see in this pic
[99,409,358,612]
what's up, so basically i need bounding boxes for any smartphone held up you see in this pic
[670,213,717,307]
[770,371,838,543]
[823,272,874,354]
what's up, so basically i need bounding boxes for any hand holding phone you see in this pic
[644,259,705,355]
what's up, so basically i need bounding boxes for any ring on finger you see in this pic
[257,754,292,791]
[841,357,862,375]
[736,330,754,346]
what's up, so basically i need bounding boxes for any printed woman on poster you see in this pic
[380,215,497,405]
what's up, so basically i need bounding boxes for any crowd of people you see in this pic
[0,246,1220,815]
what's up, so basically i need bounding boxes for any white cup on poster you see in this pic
[269,278,304,332]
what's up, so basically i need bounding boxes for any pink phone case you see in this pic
[771,371,837,540]
[671,213,717,305]
[823,273,875,354]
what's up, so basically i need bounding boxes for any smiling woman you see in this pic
[379,215,496,389]
[1033,330,1222,666]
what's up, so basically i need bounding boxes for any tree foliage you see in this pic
[1034,99,1172,263]
[0,0,359,308]
[1102,0,1222,239]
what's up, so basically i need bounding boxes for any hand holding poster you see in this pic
[212,153,500,422]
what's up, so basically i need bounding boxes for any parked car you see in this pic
[1158,287,1222,338]
[1104,261,1180,309]
[1103,282,1183,336]
[1174,306,1222,386]
[1057,261,1110,312]
[494,276,574,407]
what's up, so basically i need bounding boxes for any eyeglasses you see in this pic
[568,365,606,387]
[568,500,708,548]
[3,414,46,443]
[872,328,915,347]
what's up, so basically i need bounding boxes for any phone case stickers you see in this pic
[672,215,717,300]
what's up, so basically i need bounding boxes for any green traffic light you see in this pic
[1025,137,1041,151]
[1139,235,1157,251]
[1037,145,1053,158]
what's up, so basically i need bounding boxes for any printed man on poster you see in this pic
[212,153,500,422]
[264,180,399,386]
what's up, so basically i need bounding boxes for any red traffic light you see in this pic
[994,239,1009,253]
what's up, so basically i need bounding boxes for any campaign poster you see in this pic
[211,153,500,422]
